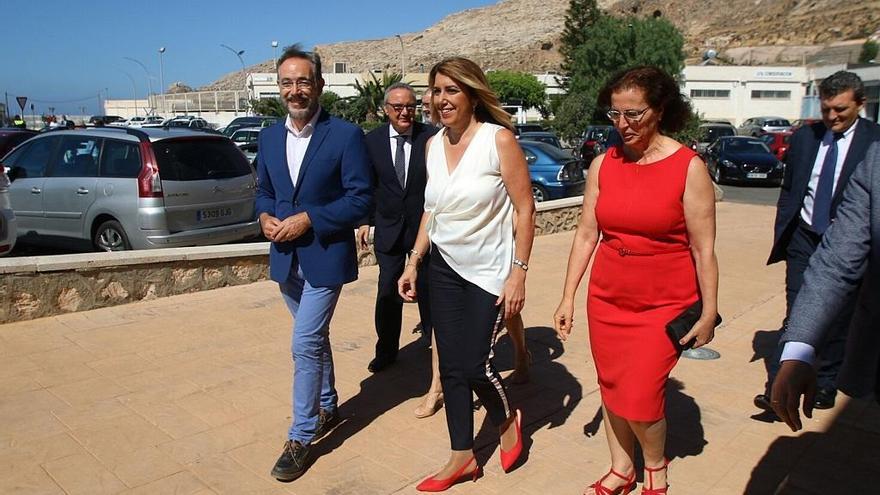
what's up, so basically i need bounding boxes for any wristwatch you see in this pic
[512,258,529,271]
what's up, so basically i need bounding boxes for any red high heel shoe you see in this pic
[641,459,669,494]
[499,409,523,472]
[416,456,481,492]
[586,468,636,495]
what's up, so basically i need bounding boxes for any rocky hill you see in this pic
[200,0,879,91]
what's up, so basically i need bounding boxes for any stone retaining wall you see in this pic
[0,197,584,323]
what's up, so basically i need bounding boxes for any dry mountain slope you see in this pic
[201,0,879,91]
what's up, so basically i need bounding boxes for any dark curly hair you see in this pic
[597,66,692,134]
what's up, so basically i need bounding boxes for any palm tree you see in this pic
[354,72,403,122]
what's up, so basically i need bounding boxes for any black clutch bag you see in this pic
[666,300,722,351]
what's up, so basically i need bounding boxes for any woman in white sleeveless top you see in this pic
[398,57,536,491]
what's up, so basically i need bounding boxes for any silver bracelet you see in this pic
[512,258,529,271]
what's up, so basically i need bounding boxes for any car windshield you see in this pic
[724,139,771,154]
[153,138,253,180]
[521,141,573,161]
[701,126,735,142]
[764,119,790,127]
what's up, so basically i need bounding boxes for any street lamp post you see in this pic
[118,69,138,117]
[158,47,166,116]
[395,34,406,76]
[221,43,248,114]
[123,56,154,113]
[271,40,279,68]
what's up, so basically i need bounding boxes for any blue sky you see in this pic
[1,0,497,115]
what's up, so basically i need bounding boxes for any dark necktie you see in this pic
[811,132,844,234]
[394,135,407,188]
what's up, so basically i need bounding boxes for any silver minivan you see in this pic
[0,127,260,251]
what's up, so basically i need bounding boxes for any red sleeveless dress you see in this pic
[588,145,700,421]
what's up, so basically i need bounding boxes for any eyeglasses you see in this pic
[386,103,418,114]
[280,78,315,90]
[606,107,650,123]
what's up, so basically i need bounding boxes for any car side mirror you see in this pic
[5,166,19,182]
[525,154,537,165]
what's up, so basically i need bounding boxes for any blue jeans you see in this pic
[279,265,342,445]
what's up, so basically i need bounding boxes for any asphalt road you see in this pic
[718,183,781,207]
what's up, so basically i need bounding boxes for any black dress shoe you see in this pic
[754,394,772,411]
[271,440,310,482]
[313,408,338,440]
[367,356,395,373]
[814,388,837,409]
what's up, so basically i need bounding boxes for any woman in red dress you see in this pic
[553,66,719,495]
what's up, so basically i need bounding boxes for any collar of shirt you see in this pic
[824,118,858,144]
[389,124,413,140]
[285,107,322,138]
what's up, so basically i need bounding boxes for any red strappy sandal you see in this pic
[586,468,636,495]
[641,459,669,495]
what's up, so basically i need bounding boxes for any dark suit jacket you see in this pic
[782,142,880,400]
[768,118,880,264]
[362,122,438,254]
[255,110,372,286]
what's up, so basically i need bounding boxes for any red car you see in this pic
[760,131,792,161]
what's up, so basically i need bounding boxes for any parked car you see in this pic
[519,140,585,202]
[0,128,38,161]
[143,116,211,130]
[513,123,544,136]
[760,131,792,161]
[222,116,281,137]
[579,125,613,162]
[737,117,792,137]
[790,118,820,131]
[692,122,736,154]
[230,127,262,147]
[704,136,784,185]
[0,169,16,255]
[123,115,164,128]
[518,131,563,149]
[88,115,125,126]
[239,142,258,164]
[0,127,260,251]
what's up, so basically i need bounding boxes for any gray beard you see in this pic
[286,99,317,121]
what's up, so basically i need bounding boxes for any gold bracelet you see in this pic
[408,248,422,260]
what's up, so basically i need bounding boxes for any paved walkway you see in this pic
[0,202,876,495]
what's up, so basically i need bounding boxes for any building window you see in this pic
[334,62,347,74]
[690,89,730,99]
[751,90,791,100]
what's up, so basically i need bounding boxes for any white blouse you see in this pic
[424,123,514,296]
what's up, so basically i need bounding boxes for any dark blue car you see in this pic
[704,136,784,186]
[519,140,585,202]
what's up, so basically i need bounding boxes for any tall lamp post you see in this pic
[395,34,406,76]
[117,69,139,118]
[271,40,279,68]
[221,43,249,113]
[123,56,154,113]
[158,47,166,116]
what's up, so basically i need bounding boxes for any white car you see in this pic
[0,170,17,256]
[230,127,262,147]
[123,115,164,128]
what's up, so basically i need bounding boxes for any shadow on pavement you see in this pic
[472,326,583,467]
[745,398,880,494]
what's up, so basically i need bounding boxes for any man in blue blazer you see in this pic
[759,71,880,412]
[771,141,880,431]
[256,45,371,482]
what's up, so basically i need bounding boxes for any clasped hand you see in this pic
[260,212,311,242]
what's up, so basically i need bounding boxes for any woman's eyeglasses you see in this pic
[606,107,650,123]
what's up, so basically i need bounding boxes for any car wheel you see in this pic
[531,183,548,203]
[712,165,724,185]
[94,220,132,251]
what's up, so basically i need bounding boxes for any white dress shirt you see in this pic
[800,120,859,226]
[285,108,321,188]
[388,124,413,185]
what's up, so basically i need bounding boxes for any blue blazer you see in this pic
[255,110,372,286]
[768,118,880,264]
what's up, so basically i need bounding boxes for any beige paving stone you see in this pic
[158,421,257,465]
[52,398,136,431]
[186,453,282,494]
[69,413,174,466]
[175,391,248,428]
[47,375,129,408]
[0,464,66,494]
[34,362,103,389]
[119,470,209,495]
[107,445,184,488]
[121,398,213,440]
[87,353,158,378]
[42,452,127,495]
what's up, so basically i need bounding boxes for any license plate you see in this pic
[197,207,233,221]
[747,172,767,179]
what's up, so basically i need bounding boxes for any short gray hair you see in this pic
[383,82,416,104]
[819,71,865,102]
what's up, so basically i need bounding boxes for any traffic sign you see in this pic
[15,96,27,112]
